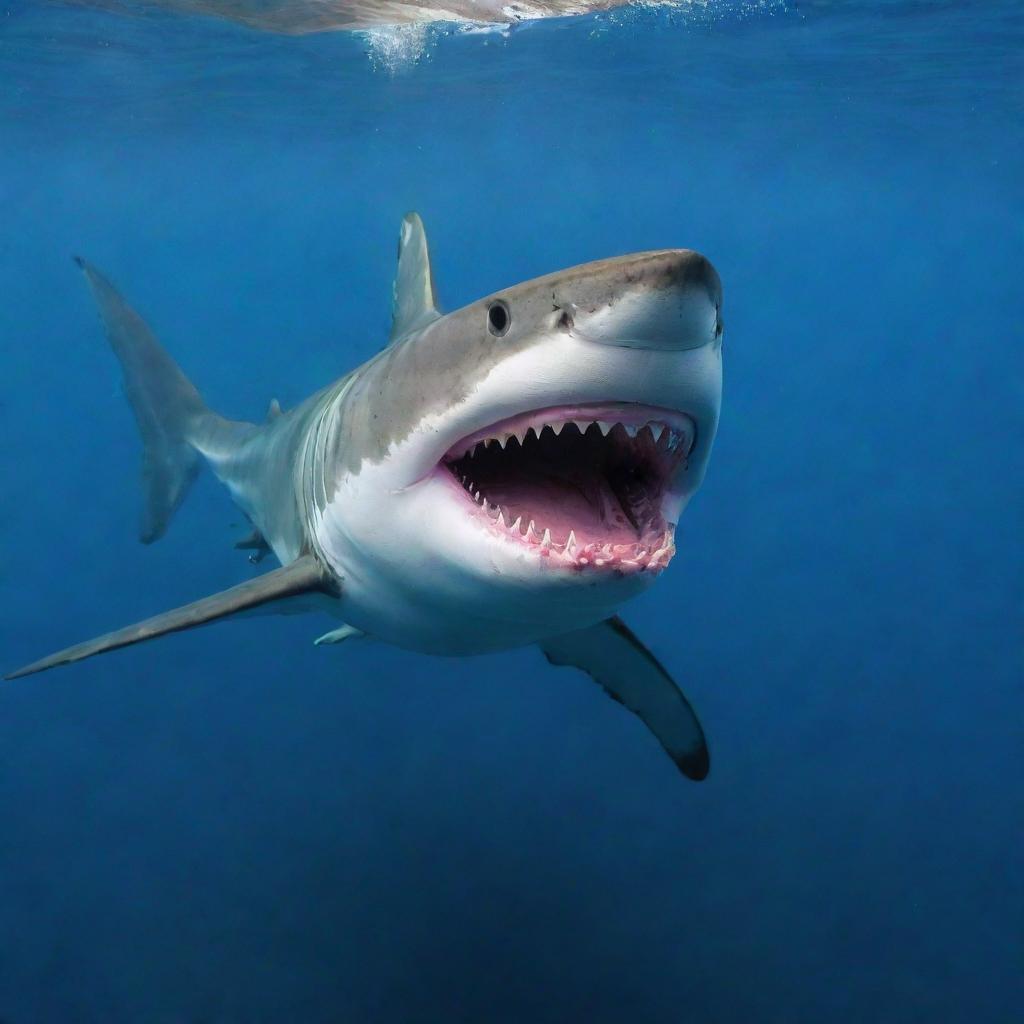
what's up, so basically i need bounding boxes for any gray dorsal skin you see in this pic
[7,214,725,779]
[539,617,709,780]
[5,556,334,680]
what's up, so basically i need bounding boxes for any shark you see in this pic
[5,213,724,780]
[72,0,647,34]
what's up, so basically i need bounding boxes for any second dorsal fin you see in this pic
[390,212,440,342]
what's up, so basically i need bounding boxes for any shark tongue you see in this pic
[477,454,638,548]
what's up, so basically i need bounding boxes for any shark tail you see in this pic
[76,257,224,543]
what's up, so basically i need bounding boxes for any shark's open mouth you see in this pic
[441,404,694,572]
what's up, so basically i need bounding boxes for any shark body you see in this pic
[7,214,724,779]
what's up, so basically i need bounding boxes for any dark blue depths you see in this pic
[0,2,1021,1021]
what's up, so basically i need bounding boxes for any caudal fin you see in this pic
[76,257,208,543]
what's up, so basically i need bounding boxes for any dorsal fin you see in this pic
[390,212,440,342]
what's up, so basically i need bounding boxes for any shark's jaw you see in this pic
[438,402,694,574]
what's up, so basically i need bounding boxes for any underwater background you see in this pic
[1,1,1022,1021]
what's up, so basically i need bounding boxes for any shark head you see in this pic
[311,214,723,653]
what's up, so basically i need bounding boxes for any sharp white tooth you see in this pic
[650,423,664,443]
[515,428,528,444]
[510,515,522,533]
[573,420,589,434]
[526,520,538,542]
[496,510,505,527]
[624,423,639,438]
[551,422,565,436]
[566,529,577,553]
[597,420,613,436]
[541,528,551,548]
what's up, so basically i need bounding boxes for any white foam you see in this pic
[360,23,433,73]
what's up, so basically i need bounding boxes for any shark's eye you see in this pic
[487,300,511,338]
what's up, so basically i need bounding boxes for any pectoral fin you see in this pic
[539,616,709,781]
[5,555,334,680]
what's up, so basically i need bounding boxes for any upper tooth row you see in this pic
[464,421,688,455]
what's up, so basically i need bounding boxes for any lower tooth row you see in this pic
[483,503,581,552]
[482,504,674,567]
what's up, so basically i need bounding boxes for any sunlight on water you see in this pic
[355,0,791,72]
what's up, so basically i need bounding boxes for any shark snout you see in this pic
[574,250,722,352]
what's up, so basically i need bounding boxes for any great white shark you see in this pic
[6,214,724,780]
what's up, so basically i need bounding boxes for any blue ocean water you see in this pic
[1,1,1022,1020]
